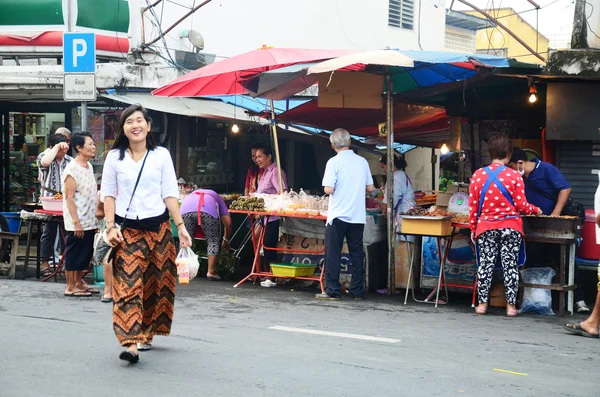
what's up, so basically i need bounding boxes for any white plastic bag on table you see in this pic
[520,267,556,315]
[175,247,200,284]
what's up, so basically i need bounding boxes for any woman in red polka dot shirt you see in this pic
[469,135,542,317]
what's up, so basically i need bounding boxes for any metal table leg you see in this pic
[22,220,34,279]
[568,243,575,315]
[558,244,566,317]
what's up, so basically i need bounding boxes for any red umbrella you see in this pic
[152,46,354,97]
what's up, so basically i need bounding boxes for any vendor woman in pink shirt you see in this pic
[469,134,542,317]
[180,189,232,280]
[254,145,288,286]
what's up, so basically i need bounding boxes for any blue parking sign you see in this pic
[63,33,96,73]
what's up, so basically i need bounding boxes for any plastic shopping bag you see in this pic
[175,247,200,284]
[520,267,556,315]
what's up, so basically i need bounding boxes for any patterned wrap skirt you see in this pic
[112,220,177,346]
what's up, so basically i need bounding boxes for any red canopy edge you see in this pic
[277,98,449,140]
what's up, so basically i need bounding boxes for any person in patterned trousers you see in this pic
[468,134,542,317]
[101,105,192,364]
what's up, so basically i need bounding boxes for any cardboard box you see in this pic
[436,192,453,207]
[318,72,384,109]
[395,241,417,288]
[447,183,469,193]
[401,217,453,237]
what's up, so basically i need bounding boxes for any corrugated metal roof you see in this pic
[445,10,492,31]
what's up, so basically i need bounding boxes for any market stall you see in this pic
[226,192,387,291]
[394,196,579,316]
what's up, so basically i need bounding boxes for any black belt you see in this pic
[116,210,169,232]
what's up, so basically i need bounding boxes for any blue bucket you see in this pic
[0,212,21,233]
[93,265,105,285]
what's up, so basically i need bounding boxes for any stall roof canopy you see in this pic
[277,99,450,146]
[100,91,268,123]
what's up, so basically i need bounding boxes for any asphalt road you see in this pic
[0,278,597,397]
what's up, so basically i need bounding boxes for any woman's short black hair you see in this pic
[71,132,93,154]
[112,104,157,160]
[379,153,408,171]
[256,145,273,159]
[487,134,513,161]
[48,133,68,147]
[509,147,529,163]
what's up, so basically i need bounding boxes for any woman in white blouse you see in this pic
[101,104,192,364]
[62,132,99,297]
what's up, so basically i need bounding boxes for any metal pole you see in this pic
[269,99,284,193]
[456,0,546,62]
[81,102,88,132]
[67,0,74,32]
[386,75,395,295]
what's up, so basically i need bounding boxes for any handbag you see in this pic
[523,179,584,221]
[93,151,149,265]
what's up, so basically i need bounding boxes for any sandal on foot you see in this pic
[474,305,487,315]
[563,323,600,338]
[119,350,139,363]
[137,343,152,351]
[206,273,221,281]
[506,308,518,317]
[101,296,113,303]
[64,290,92,297]
[41,269,53,277]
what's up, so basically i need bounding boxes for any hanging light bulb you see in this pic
[231,124,239,133]
[440,143,450,155]
[528,77,537,103]
[528,92,538,103]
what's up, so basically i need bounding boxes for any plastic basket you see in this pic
[40,197,63,212]
[270,263,317,277]
[0,212,21,233]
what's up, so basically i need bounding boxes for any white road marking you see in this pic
[269,326,401,343]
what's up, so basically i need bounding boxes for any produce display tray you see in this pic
[270,263,317,277]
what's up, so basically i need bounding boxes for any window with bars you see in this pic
[389,0,414,30]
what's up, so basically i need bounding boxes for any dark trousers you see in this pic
[40,222,58,260]
[325,219,365,298]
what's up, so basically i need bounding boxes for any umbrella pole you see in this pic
[269,99,284,193]
[386,75,395,295]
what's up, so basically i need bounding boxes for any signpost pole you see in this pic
[81,102,88,132]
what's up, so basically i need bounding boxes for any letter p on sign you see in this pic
[63,33,96,73]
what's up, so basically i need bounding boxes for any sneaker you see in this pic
[137,343,152,351]
[315,292,340,300]
[576,300,590,313]
[260,279,277,288]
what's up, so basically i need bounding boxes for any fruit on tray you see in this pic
[229,197,265,212]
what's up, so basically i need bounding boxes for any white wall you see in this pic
[405,147,440,192]
[131,0,446,61]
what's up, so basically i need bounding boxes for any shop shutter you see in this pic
[558,141,599,210]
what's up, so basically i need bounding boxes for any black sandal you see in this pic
[563,323,600,338]
[119,350,139,363]
[41,269,53,277]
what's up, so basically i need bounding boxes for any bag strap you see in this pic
[196,192,205,226]
[120,150,150,225]
[477,166,515,217]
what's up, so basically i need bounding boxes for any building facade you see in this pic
[465,8,549,65]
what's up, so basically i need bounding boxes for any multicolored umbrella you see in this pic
[151,46,353,97]
[241,50,539,99]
